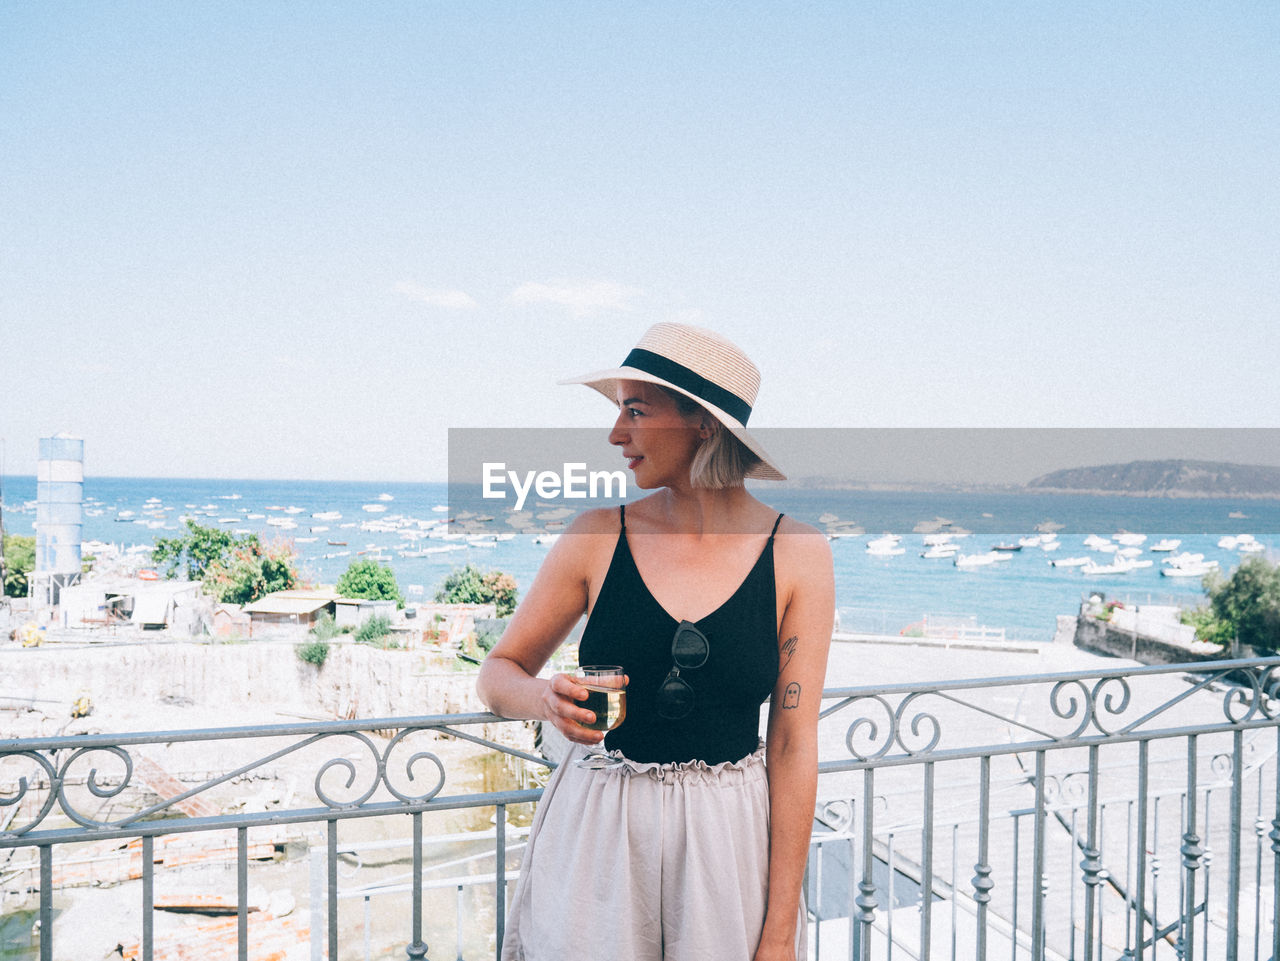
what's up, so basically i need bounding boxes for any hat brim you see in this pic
[559,365,787,481]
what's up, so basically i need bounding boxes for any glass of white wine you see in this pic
[575,666,627,770]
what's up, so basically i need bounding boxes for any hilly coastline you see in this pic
[1027,460,1280,498]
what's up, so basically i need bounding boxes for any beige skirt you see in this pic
[502,742,806,961]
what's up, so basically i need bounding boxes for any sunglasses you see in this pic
[656,620,710,719]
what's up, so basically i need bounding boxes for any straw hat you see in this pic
[559,322,786,481]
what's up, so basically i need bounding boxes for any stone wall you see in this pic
[1,639,493,724]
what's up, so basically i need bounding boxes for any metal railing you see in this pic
[2,657,1279,961]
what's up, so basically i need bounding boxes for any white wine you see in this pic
[581,685,627,731]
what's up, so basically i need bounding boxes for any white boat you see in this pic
[1017,536,1042,548]
[1113,531,1147,547]
[378,493,395,501]
[533,533,561,546]
[954,553,998,569]
[313,511,342,521]
[1150,539,1181,552]
[284,506,305,515]
[363,504,388,513]
[1040,540,1061,552]
[922,533,955,546]
[1239,539,1266,554]
[1050,556,1090,568]
[1082,560,1133,575]
[866,534,902,555]
[1161,563,1217,578]
[920,544,959,559]
[1116,547,1144,559]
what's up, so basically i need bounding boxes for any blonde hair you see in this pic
[659,386,762,489]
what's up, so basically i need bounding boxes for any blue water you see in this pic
[4,476,1278,641]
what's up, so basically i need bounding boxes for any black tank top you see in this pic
[578,506,783,765]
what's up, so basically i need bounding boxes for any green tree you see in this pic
[3,534,36,596]
[1205,557,1280,654]
[434,563,518,617]
[336,559,405,608]
[205,539,300,605]
[152,520,236,581]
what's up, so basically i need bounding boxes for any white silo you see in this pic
[33,434,84,605]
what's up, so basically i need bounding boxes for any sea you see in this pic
[3,475,1278,642]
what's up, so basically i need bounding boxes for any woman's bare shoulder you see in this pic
[773,515,833,569]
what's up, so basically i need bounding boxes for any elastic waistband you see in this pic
[583,740,767,784]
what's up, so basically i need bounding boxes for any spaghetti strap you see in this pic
[619,504,626,530]
[768,512,784,541]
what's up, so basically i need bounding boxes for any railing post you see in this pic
[1031,752,1046,961]
[1134,740,1148,961]
[1226,729,1243,961]
[972,755,993,959]
[1082,746,1102,961]
[406,811,428,961]
[39,844,52,961]
[920,761,934,961]
[495,803,507,961]
[854,770,878,961]
[1181,736,1203,961]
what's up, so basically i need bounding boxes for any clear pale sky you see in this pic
[3,3,1277,481]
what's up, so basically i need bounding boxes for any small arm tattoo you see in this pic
[780,634,799,672]
[783,682,801,709]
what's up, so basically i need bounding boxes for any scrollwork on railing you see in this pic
[0,751,59,837]
[381,728,447,804]
[1,717,477,839]
[844,694,897,761]
[1048,678,1094,741]
[823,657,1280,765]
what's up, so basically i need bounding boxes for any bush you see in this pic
[354,615,392,646]
[3,534,35,596]
[1179,605,1232,647]
[337,559,405,608]
[310,612,342,641]
[297,639,330,666]
[1204,557,1280,654]
[434,564,518,617]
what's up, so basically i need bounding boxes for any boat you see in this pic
[378,493,394,501]
[1050,556,1090,568]
[533,533,561,546]
[1113,531,1147,547]
[1229,510,1249,519]
[1150,539,1181,552]
[1161,563,1217,578]
[362,504,388,513]
[327,540,347,546]
[921,544,959,559]
[312,511,342,521]
[1082,560,1133,575]
[991,543,1022,552]
[954,552,998,569]
[1040,540,1061,552]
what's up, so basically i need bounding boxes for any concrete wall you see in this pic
[1073,614,1219,665]
[0,640,492,722]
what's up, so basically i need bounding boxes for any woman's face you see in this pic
[608,380,707,490]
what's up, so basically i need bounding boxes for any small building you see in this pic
[242,589,339,638]
[334,597,399,630]
[58,576,204,631]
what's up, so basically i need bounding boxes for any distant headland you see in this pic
[788,459,1280,499]
[1025,459,1280,498]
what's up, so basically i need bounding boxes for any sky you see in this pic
[2,3,1278,482]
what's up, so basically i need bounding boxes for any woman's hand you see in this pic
[540,673,608,744]
[752,932,796,961]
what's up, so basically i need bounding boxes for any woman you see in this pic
[477,322,834,961]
